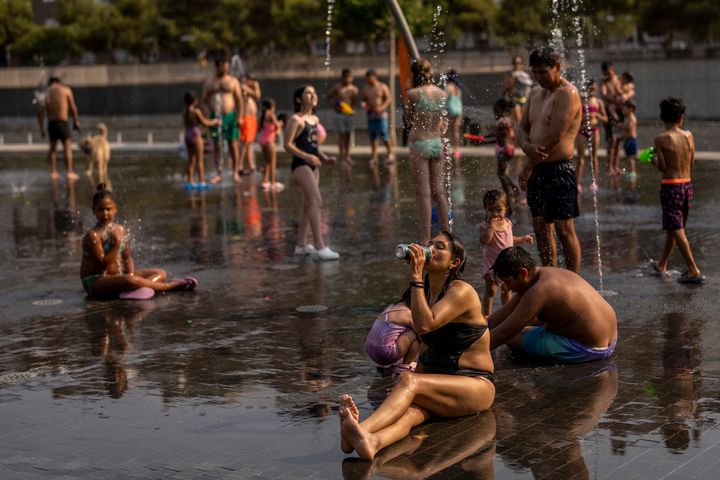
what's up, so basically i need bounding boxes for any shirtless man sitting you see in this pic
[41,77,80,180]
[518,47,582,272]
[488,246,618,363]
[361,69,394,169]
[202,57,244,183]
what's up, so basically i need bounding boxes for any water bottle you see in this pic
[395,244,431,261]
[638,146,656,164]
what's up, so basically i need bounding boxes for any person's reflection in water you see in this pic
[188,190,211,265]
[494,365,618,479]
[658,312,702,453]
[342,410,496,480]
[365,162,401,243]
[260,185,285,262]
[84,303,155,399]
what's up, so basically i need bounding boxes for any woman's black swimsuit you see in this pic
[291,121,319,172]
[420,322,495,383]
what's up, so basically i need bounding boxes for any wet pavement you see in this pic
[1,152,719,479]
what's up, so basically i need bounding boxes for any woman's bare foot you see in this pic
[209,174,222,184]
[340,394,360,453]
[339,407,378,460]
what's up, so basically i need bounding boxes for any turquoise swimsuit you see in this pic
[446,92,462,117]
[410,90,445,158]
[81,235,126,293]
[522,326,617,363]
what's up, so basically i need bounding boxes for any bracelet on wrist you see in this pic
[410,281,424,289]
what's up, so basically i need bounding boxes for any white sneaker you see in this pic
[313,246,340,261]
[294,244,316,255]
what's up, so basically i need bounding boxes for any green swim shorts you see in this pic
[210,110,239,142]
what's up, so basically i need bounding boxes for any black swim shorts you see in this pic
[526,159,579,222]
[48,120,71,143]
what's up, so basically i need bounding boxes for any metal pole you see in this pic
[386,0,420,61]
[389,21,397,145]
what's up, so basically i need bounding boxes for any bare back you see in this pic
[406,85,446,141]
[525,80,582,161]
[655,128,694,179]
[45,83,74,122]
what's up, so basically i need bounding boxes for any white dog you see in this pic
[80,123,111,181]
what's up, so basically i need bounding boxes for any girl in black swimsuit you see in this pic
[283,85,339,260]
[339,231,495,460]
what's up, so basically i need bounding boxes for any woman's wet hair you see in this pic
[293,85,313,113]
[492,246,536,279]
[483,189,512,217]
[427,230,467,302]
[184,91,196,107]
[446,69,459,84]
[411,58,433,87]
[529,47,560,68]
[399,287,412,308]
[660,97,686,123]
[92,183,114,207]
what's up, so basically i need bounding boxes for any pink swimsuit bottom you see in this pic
[364,305,412,367]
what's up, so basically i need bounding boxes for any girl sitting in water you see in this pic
[364,288,421,371]
[183,91,222,187]
[80,184,197,297]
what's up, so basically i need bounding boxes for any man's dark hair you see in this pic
[341,68,352,77]
[492,247,536,279]
[214,55,228,67]
[48,76,60,85]
[660,97,686,123]
[601,61,613,73]
[365,68,377,78]
[621,71,634,83]
[529,47,560,68]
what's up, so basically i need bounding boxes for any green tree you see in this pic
[496,0,550,46]
[0,0,36,66]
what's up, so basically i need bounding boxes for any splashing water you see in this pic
[324,0,335,71]
[562,0,606,292]
[212,93,226,179]
[230,54,245,79]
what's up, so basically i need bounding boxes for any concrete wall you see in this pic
[1,58,719,119]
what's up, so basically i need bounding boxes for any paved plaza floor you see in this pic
[1,152,719,479]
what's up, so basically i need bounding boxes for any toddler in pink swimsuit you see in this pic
[364,289,420,371]
[479,189,534,315]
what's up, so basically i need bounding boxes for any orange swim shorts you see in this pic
[240,114,258,142]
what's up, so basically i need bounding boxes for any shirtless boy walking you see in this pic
[202,57,244,183]
[489,246,618,363]
[652,97,704,284]
[326,68,359,187]
[361,69,395,169]
[41,77,80,180]
[518,47,582,273]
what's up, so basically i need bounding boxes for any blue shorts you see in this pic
[624,138,638,156]
[522,326,617,363]
[368,116,389,142]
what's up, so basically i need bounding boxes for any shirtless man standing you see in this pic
[326,68,359,188]
[489,246,618,363]
[41,77,80,180]
[238,75,261,175]
[601,62,623,175]
[202,57,244,183]
[361,69,394,169]
[518,47,582,273]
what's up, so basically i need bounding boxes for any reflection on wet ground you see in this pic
[1,154,719,479]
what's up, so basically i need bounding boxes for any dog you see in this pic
[80,123,111,181]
